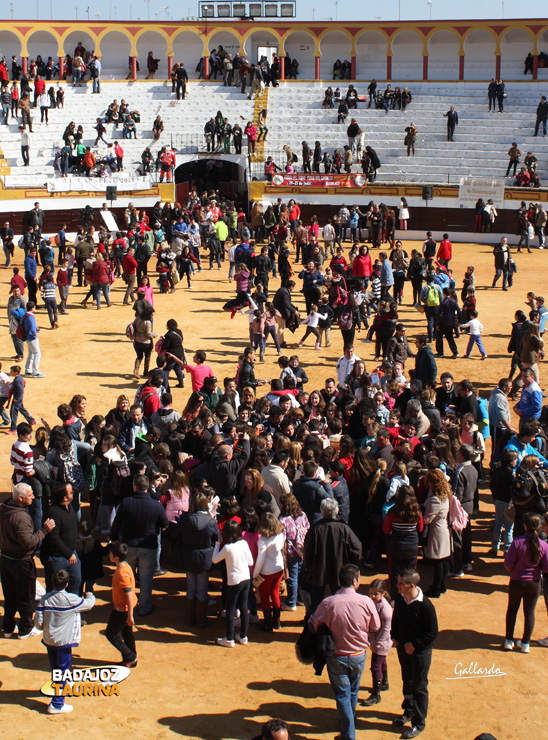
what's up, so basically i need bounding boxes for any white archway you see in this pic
[500,29,534,79]
[428,30,460,80]
[463,30,497,80]
[136,31,169,78]
[172,32,204,80]
[243,30,280,66]
[284,31,315,79]
[319,31,351,80]
[99,31,132,78]
[355,31,387,81]
[0,31,22,65]
[391,30,423,81]
[538,29,548,80]
[26,30,59,68]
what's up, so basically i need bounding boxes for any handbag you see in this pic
[504,501,515,523]
[170,269,180,285]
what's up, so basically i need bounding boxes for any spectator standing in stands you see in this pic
[443,106,458,142]
[506,143,521,178]
[19,125,30,165]
[534,95,548,137]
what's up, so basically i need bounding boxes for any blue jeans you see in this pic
[47,645,73,708]
[46,553,81,595]
[10,399,34,431]
[493,267,510,289]
[93,283,110,307]
[286,556,302,607]
[264,325,281,352]
[228,261,235,280]
[186,571,209,601]
[465,334,486,358]
[326,653,367,740]
[492,499,514,551]
[424,307,437,342]
[126,546,156,614]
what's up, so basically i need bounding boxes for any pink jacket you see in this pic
[369,596,393,655]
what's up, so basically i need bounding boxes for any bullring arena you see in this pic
[1,9,548,740]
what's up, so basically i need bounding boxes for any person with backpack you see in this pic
[420,275,442,343]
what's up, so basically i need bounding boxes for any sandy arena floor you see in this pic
[0,237,545,740]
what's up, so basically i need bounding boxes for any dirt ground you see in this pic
[0,237,546,740]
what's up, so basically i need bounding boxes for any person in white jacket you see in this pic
[35,568,95,714]
[253,513,285,632]
[459,310,487,360]
[212,520,253,648]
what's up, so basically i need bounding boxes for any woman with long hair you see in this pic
[182,392,204,421]
[105,395,130,431]
[212,519,253,647]
[46,425,90,521]
[279,492,310,610]
[253,512,285,632]
[240,469,279,516]
[423,469,452,598]
[382,484,423,596]
[504,511,548,652]
[433,434,456,478]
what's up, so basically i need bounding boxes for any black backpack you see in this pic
[513,469,548,508]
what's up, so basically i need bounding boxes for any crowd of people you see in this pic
[1,190,548,739]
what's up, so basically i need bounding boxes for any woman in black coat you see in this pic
[163,318,186,388]
[170,490,219,626]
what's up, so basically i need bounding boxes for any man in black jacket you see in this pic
[210,434,250,498]
[435,372,458,414]
[253,246,272,292]
[111,474,169,616]
[391,570,438,739]
[435,288,461,358]
[175,63,188,100]
[273,280,298,348]
[237,347,266,394]
[42,483,80,594]
[534,95,548,137]
[414,336,437,387]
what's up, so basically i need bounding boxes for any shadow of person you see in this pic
[435,628,503,651]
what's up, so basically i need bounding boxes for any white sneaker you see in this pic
[516,639,530,653]
[448,571,465,578]
[18,626,42,639]
[537,636,548,647]
[216,637,235,648]
[503,639,514,651]
[47,703,74,714]
[281,603,297,611]
[235,634,248,645]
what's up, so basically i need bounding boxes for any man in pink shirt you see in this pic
[167,350,213,392]
[309,563,380,740]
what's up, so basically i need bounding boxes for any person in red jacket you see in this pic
[352,244,373,282]
[122,246,138,305]
[56,258,70,314]
[159,147,175,182]
[436,233,452,268]
[90,253,112,309]
[330,247,348,275]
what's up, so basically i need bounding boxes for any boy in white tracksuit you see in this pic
[35,569,95,714]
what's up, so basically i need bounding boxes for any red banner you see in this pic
[272,174,366,188]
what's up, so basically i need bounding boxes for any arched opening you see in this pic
[538,29,548,80]
[355,31,387,81]
[463,30,497,80]
[99,31,132,78]
[319,31,351,80]
[243,29,280,66]
[500,28,534,79]
[136,31,169,79]
[207,30,241,69]
[175,156,247,205]
[284,31,315,79]
[26,30,59,71]
[172,31,204,80]
[427,30,459,80]
[0,31,22,65]
[391,30,423,81]
[63,31,96,65]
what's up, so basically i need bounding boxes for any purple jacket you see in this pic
[504,535,548,581]
[369,596,393,656]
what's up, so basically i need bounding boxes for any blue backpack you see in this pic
[477,397,490,439]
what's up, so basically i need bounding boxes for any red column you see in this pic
[130,56,137,80]
[459,55,464,81]
[204,56,209,79]
[280,56,285,80]
[59,56,64,79]
[314,56,320,80]
[422,55,428,81]
[351,55,356,79]
[495,54,501,79]
[386,56,392,81]
[22,56,28,75]
[533,54,538,80]
[167,57,173,77]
